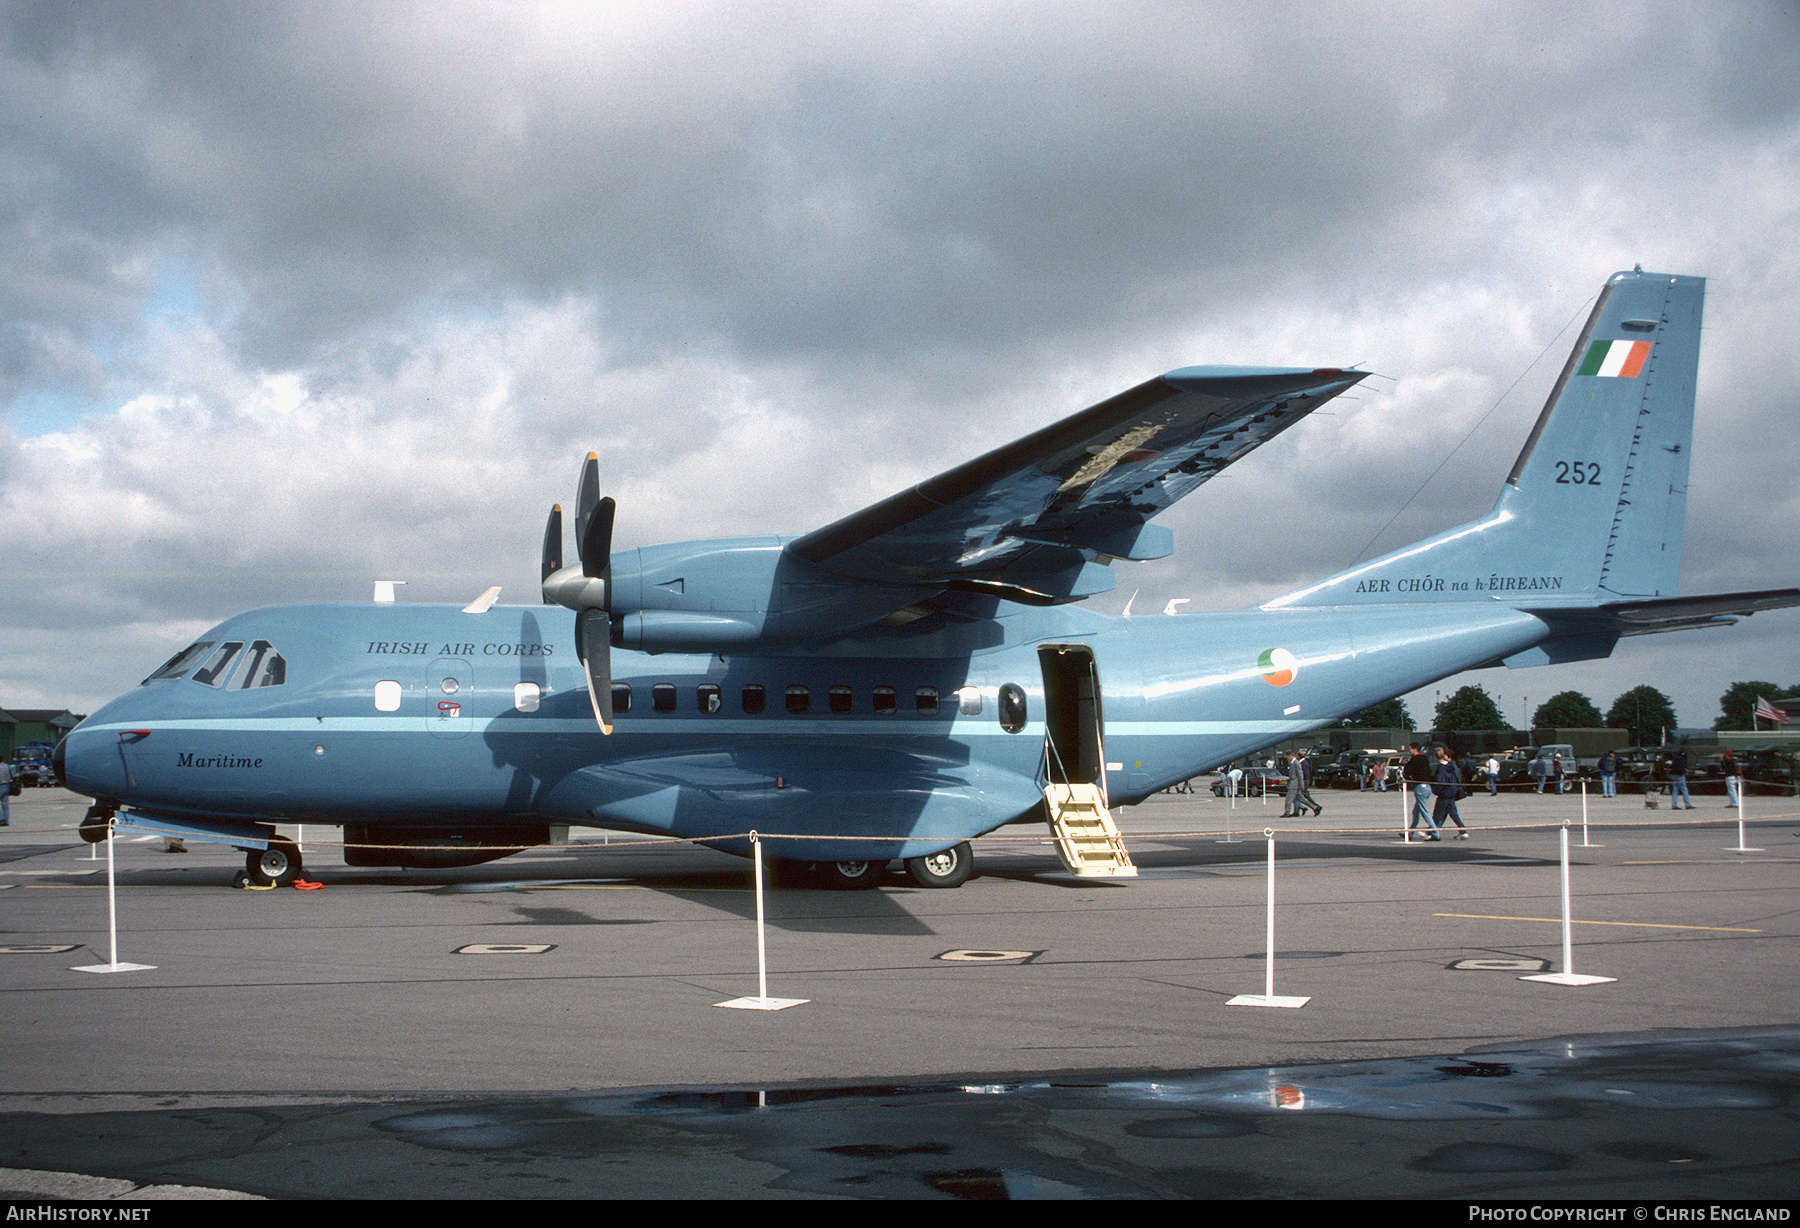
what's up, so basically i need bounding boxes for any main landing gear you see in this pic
[778,841,976,890]
[903,841,973,889]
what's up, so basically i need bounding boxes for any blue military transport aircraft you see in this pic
[58,269,1800,888]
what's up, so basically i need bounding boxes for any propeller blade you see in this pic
[573,452,600,555]
[576,607,613,734]
[540,503,563,604]
[580,495,615,579]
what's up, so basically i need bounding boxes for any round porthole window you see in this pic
[999,683,1028,734]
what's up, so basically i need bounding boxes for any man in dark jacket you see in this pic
[1669,749,1693,809]
[1404,743,1437,838]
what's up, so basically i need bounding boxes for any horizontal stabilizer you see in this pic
[1600,587,1800,636]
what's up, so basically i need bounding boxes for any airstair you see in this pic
[1044,780,1137,877]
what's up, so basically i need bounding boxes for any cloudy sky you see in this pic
[3,0,1798,735]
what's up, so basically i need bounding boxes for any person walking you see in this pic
[1284,751,1322,818]
[1484,754,1501,797]
[1433,747,1469,838]
[1720,749,1740,808]
[1404,743,1438,838]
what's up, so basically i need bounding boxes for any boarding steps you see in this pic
[1044,781,1137,877]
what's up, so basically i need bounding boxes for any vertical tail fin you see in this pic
[1267,269,1704,609]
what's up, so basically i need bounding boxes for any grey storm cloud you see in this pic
[2,0,1799,727]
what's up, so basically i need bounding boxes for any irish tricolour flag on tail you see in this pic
[1577,338,1652,378]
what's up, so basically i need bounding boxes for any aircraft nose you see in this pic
[58,722,124,800]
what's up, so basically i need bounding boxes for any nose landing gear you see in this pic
[245,836,303,887]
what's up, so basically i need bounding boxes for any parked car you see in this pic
[1211,766,1289,798]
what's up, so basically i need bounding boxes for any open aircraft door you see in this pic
[1036,645,1135,877]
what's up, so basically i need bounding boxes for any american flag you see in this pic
[1755,695,1789,726]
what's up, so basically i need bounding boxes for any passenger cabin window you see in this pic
[741,684,766,714]
[374,680,402,711]
[786,685,811,715]
[999,683,1027,733]
[915,686,939,715]
[828,685,853,715]
[697,684,722,714]
[873,686,897,714]
[513,681,540,713]
[652,683,677,713]
[611,683,632,713]
[955,686,983,716]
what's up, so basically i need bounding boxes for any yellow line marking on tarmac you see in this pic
[1434,913,1761,933]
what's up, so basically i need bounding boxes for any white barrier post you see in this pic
[1725,779,1763,853]
[1228,830,1309,1008]
[1577,778,1601,847]
[1522,824,1615,987]
[716,831,806,1010]
[72,819,154,974]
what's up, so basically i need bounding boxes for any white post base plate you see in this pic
[1226,993,1310,1008]
[71,962,156,974]
[1519,972,1616,986]
[715,995,808,1011]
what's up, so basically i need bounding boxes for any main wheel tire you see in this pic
[247,837,302,888]
[904,841,973,889]
[813,859,886,890]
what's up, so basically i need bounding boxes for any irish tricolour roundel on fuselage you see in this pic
[1257,647,1298,686]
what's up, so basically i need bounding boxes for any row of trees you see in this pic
[1427,685,1678,745]
[1341,680,1800,743]
[1338,685,1678,746]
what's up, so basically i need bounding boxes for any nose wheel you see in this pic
[246,837,303,887]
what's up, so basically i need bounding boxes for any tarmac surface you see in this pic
[1,781,1797,1199]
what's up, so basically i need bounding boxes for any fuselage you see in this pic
[62,596,1555,860]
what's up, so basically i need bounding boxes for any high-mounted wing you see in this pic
[788,366,1365,604]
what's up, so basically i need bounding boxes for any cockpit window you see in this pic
[190,642,244,687]
[236,640,286,688]
[143,641,216,684]
[140,638,287,688]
